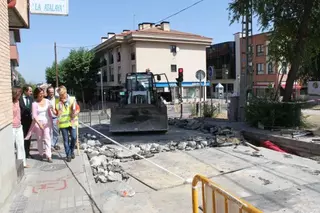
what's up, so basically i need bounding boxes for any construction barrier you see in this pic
[192,174,263,213]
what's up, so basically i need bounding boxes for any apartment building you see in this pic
[0,0,29,207]
[206,41,237,97]
[234,32,300,97]
[93,22,212,101]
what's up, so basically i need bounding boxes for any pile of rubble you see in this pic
[80,128,241,183]
[169,118,232,134]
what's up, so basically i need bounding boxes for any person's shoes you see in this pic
[26,155,34,159]
[66,157,71,162]
[71,153,75,159]
[48,158,53,163]
[54,145,61,150]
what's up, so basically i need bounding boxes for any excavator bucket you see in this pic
[110,104,168,133]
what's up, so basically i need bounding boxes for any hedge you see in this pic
[245,98,303,128]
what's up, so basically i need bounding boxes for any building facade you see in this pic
[10,29,20,86]
[0,0,29,207]
[93,22,212,102]
[206,41,236,98]
[235,32,298,97]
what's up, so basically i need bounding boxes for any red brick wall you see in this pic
[0,0,12,129]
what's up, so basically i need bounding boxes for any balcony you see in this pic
[10,45,19,65]
[8,0,30,29]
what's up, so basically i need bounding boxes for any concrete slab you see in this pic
[101,192,158,213]
[245,182,320,213]
[187,148,255,173]
[148,184,192,213]
[121,151,221,190]
[210,164,303,198]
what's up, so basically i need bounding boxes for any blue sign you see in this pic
[156,82,210,88]
[208,66,214,78]
[30,0,69,16]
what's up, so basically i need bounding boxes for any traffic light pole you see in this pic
[176,68,184,119]
[179,86,183,119]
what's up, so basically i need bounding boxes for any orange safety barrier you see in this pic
[192,174,263,213]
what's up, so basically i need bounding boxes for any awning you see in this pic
[253,83,274,89]
[281,83,301,89]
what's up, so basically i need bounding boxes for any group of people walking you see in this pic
[12,85,80,168]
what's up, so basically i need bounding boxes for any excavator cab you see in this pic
[110,71,171,133]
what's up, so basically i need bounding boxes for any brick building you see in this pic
[0,0,29,207]
[234,32,300,97]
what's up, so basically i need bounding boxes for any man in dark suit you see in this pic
[20,85,34,158]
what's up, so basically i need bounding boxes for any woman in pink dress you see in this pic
[25,87,53,163]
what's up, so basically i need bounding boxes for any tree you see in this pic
[45,60,67,87]
[298,54,320,83]
[228,0,320,101]
[63,48,99,103]
[16,71,26,85]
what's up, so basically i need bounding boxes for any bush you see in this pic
[245,98,303,128]
[190,102,218,118]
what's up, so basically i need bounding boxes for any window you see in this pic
[111,67,114,82]
[256,63,264,75]
[118,66,121,84]
[131,52,135,60]
[171,64,177,72]
[117,52,121,62]
[103,70,107,82]
[170,45,177,53]
[267,63,273,74]
[109,52,114,64]
[256,44,264,56]
[256,88,266,97]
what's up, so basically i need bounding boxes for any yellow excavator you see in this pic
[109,71,172,133]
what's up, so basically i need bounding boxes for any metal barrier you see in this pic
[192,174,263,213]
[79,110,92,126]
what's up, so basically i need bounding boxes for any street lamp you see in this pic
[98,69,104,109]
[223,64,229,103]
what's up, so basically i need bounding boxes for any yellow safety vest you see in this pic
[55,96,79,128]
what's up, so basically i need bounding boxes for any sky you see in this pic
[18,0,260,83]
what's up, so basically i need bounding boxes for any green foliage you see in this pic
[45,48,99,103]
[298,54,320,84]
[45,60,67,87]
[228,0,320,101]
[16,71,26,85]
[245,97,303,128]
[190,103,218,118]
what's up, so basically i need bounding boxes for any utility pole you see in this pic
[238,0,253,122]
[54,42,59,88]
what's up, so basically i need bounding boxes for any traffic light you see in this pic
[176,68,183,87]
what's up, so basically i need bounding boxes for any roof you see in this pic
[93,27,212,53]
[117,27,212,40]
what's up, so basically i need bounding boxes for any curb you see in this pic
[242,130,320,156]
[81,150,105,211]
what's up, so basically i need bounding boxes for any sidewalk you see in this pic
[1,142,98,213]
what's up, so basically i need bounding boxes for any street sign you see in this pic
[196,70,205,81]
[208,66,214,79]
[30,0,69,16]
